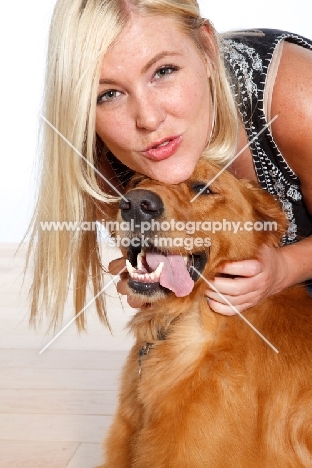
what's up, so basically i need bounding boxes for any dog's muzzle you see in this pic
[119,189,207,298]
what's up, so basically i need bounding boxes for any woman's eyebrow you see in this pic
[141,51,181,74]
[99,78,117,85]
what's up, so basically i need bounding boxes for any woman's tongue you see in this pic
[145,251,194,297]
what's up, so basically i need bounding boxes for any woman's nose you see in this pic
[134,91,166,131]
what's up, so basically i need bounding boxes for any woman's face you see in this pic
[96,13,213,184]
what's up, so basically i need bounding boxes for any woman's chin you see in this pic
[146,163,198,185]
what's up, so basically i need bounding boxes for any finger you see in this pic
[206,284,259,305]
[116,279,129,295]
[217,259,261,277]
[206,289,239,305]
[208,275,255,297]
[207,297,250,316]
[109,257,126,275]
[116,280,147,309]
[127,295,146,308]
[205,286,250,308]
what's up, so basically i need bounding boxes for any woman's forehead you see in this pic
[100,13,198,75]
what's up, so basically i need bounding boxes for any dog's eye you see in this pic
[191,183,212,195]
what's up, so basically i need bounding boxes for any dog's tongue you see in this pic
[145,252,194,297]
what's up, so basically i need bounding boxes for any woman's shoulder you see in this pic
[222,28,312,53]
[221,29,312,82]
[271,40,312,213]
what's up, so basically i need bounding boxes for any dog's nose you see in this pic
[120,189,164,223]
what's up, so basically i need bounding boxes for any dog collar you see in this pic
[138,342,155,378]
[137,326,172,377]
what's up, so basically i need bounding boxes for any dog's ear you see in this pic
[241,180,288,245]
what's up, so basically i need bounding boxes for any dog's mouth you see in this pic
[125,241,207,297]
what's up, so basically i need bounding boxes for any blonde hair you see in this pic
[26,0,238,330]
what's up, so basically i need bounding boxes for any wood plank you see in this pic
[0,333,133,351]
[66,443,103,468]
[0,349,128,370]
[1,368,121,391]
[0,314,133,336]
[0,440,79,468]
[0,414,112,443]
[0,389,119,416]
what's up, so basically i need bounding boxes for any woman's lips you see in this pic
[141,135,182,161]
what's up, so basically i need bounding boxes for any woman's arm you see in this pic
[271,41,312,213]
[207,41,312,314]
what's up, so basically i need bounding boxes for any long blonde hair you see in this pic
[26,0,238,330]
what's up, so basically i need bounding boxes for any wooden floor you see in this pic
[0,243,134,467]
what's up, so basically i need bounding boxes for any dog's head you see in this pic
[116,159,287,303]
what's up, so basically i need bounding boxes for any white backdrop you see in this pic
[0,0,311,242]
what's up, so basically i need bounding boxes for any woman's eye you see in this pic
[97,90,121,104]
[154,65,178,79]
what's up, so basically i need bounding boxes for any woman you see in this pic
[28,0,312,329]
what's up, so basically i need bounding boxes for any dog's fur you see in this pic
[100,160,312,467]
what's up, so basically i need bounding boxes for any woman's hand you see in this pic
[109,257,145,308]
[205,245,289,315]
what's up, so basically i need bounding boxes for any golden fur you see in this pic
[99,160,312,467]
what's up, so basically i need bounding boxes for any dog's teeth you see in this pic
[154,262,164,277]
[126,259,134,276]
[127,258,163,282]
[183,255,188,265]
[137,252,143,270]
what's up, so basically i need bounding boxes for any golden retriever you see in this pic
[99,159,312,467]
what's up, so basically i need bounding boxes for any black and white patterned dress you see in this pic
[222,29,312,245]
